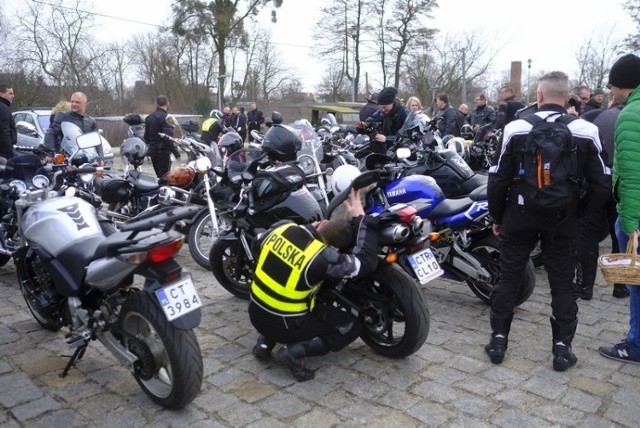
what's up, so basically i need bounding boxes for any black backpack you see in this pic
[513,112,580,211]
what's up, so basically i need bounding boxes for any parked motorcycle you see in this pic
[11,132,204,409]
[361,152,535,305]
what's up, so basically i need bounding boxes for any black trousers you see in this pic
[492,205,578,325]
[147,146,172,179]
[249,301,361,352]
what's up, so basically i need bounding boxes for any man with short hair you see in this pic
[468,93,496,133]
[495,86,525,130]
[571,84,591,113]
[247,102,265,143]
[45,92,103,160]
[0,84,16,159]
[486,71,611,372]
[144,95,180,178]
[435,93,459,137]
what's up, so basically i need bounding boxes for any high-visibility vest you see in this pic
[201,117,218,132]
[251,224,325,316]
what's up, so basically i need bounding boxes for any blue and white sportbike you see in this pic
[356,153,536,306]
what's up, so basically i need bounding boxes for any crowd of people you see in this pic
[1,52,640,383]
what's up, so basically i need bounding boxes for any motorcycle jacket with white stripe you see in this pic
[487,104,611,224]
[250,215,379,317]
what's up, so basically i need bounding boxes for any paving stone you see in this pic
[11,396,62,422]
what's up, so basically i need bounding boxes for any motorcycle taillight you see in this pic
[148,238,184,263]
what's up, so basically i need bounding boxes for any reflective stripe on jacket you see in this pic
[251,223,325,315]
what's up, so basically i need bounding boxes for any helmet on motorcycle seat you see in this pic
[262,124,303,162]
[460,123,474,140]
[218,132,244,155]
[331,164,361,195]
[121,137,147,167]
[446,137,470,161]
[71,149,98,167]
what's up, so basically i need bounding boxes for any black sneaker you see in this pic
[598,341,640,364]
[613,285,630,298]
[553,342,577,372]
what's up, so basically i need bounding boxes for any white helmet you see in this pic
[331,164,361,195]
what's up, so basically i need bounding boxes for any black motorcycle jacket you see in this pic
[144,108,178,156]
[0,97,16,156]
[487,104,611,224]
[44,110,102,157]
[496,96,525,129]
[436,104,459,137]
[369,101,409,143]
[468,104,497,129]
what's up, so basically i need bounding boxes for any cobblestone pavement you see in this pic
[1,153,639,426]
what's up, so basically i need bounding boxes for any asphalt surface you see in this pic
[1,153,639,426]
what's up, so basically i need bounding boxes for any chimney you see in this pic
[510,61,522,98]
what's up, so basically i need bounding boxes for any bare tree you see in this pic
[574,28,622,89]
[623,0,640,52]
[316,63,351,102]
[171,0,284,100]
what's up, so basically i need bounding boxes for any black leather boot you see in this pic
[551,317,578,372]
[574,261,593,300]
[252,335,276,360]
[278,337,329,382]
[485,311,513,365]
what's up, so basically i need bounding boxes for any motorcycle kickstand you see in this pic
[59,344,88,378]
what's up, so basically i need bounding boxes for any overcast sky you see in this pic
[6,0,637,92]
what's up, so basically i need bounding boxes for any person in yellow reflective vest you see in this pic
[249,189,379,381]
[201,109,224,145]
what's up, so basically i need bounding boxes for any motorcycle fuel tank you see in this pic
[20,196,103,257]
[385,175,445,218]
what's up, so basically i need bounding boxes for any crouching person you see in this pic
[248,189,379,381]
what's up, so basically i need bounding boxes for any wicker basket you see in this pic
[598,231,640,285]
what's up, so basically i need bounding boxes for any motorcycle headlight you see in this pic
[297,154,315,176]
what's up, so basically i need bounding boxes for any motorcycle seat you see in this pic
[468,184,487,201]
[426,197,474,220]
[128,170,160,192]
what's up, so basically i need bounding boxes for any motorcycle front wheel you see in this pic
[209,238,254,300]
[188,209,230,270]
[349,264,430,358]
[464,235,536,306]
[117,292,203,409]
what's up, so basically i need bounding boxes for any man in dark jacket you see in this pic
[365,86,409,153]
[435,93,459,137]
[144,95,180,179]
[495,86,525,130]
[45,92,103,160]
[247,102,265,142]
[486,71,611,372]
[359,93,378,121]
[0,84,16,160]
[234,106,248,142]
[468,93,496,132]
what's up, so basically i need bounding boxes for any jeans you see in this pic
[614,217,640,356]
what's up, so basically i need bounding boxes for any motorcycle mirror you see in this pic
[396,148,411,159]
[76,132,102,149]
[324,167,334,176]
[352,170,379,190]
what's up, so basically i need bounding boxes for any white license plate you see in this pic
[155,276,202,321]
[408,248,444,285]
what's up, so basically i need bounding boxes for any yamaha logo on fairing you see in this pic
[58,203,89,231]
[387,188,407,197]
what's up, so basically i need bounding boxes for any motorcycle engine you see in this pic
[25,252,65,329]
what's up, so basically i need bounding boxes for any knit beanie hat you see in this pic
[377,87,397,105]
[593,87,604,96]
[608,54,640,89]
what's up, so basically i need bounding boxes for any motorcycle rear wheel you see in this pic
[351,264,430,358]
[209,238,253,300]
[464,235,536,306]
[117,292,203,409]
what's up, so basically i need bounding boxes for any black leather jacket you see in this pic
[0,98,16,156]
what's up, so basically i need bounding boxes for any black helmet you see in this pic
[262,124,302,162]
[71,149,98,167]
[121,137,147,167]
[218,132,244,155]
